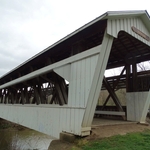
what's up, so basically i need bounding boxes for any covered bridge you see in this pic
[0,10,150,138]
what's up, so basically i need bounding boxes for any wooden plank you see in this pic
[4,89,9,104]
[101,94,111,110]
[10,90,15,104]
[132,62,137,92]
[126,64,131,92]
[131,26,150,41]
[82,30,114,127]
[59,77,68,104]
[21,88,26,104]
[34,85,41,105]
[0,90,3,103]
[37,83,45,104]
[49,92,56,104]
[95,110,125,116]
[16,90,21,104]
[52,72,68,105]
[103,77,124,112]
[102,67,125,109]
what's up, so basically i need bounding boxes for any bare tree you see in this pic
[137,61,150,71]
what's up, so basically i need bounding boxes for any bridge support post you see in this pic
[126,91,150,123]
[82,31,114,127]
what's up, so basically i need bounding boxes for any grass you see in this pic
[75,130,150,150]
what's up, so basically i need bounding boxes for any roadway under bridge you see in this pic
[0,10,150,139]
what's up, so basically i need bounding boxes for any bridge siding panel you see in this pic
[54,64,71,82]
[107,17,150,46]
[126,92,150,123]
[80,59,86,107]
[67,53,99,135]
[0,105,85,138]
[68,54,99,107]
[82,31,114,127]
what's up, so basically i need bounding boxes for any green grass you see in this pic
[79,130,150,150]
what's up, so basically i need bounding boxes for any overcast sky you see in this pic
[0,0,150,76]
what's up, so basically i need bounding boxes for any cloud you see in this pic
[0,0,150,77]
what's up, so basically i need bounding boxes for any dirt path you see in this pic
[88,123,150,140]
[49,118,150,150]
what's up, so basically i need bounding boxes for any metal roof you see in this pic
[0,10,150,84]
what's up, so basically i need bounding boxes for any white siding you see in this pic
[107,17,150,46]
[68,54,99,107]
[0,46,100,139]
[82,31,114,127]
[54,64,71,82]
[0,104,85,139]
[67,54,99,135]
[126,91,150,122]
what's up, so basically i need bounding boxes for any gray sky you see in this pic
[0,0,150,76]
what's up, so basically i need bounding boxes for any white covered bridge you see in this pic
[0,10,150,139]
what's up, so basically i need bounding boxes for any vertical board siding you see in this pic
[68,54,99,107]
[67,54,99,135]
[141,91,150,122]
[82,31,114,127]
[54,64,71,82]
[126,92,150,122]
[107,17,150,46]
[0,105,85,138]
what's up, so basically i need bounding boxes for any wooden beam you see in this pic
[132,62,137,92]
[0,90,2,103]
[52,72,68,105]
[103,77,124,112]
[1,91,4,103]
[21,88,26,104]
[95,110,125,116]
[126,64,131,92]
[4,90,9,104]
[101,94,111,110]
[102,67,126,109]
[49,91,57,104]
[34,85,41,105]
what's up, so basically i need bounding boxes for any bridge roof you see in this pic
[0,10,150,85]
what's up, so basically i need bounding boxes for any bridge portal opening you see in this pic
[94,31,150,123]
